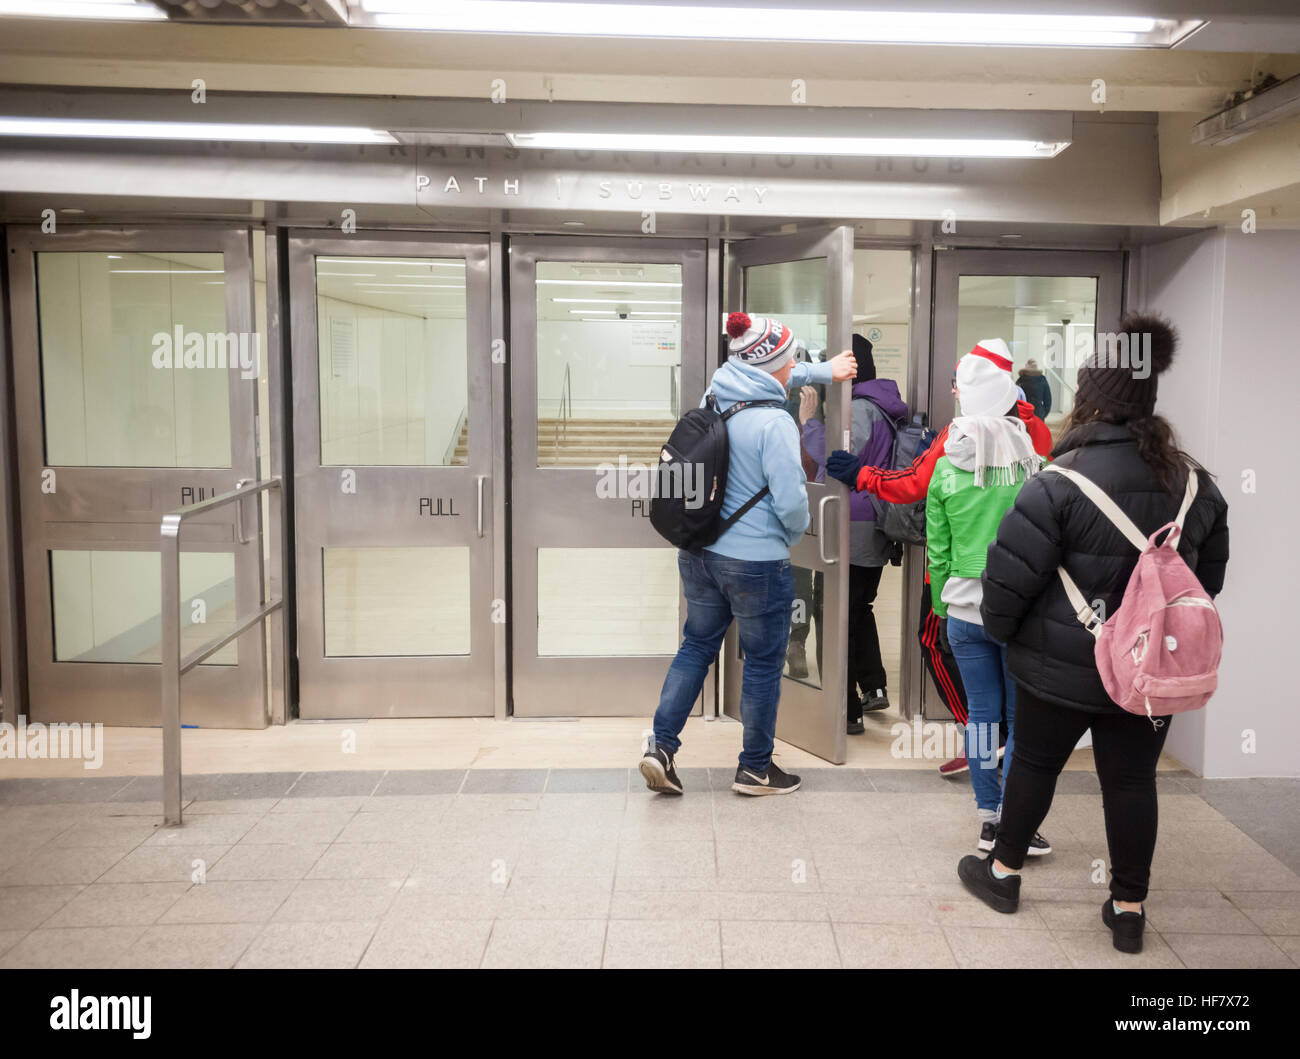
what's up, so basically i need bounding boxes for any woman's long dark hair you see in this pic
[1056,405,1203,496]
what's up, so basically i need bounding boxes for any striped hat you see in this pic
[725,312,796,372]
[956,338,1018,418]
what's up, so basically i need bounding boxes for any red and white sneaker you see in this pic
[939,754,969,777]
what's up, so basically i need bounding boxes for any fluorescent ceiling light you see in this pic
[110,269,224,275]
[538,279,682,287]
[552,298,680,305]
[317,258,464,266]
[360,1,1194,47]
[0,118,396,145]
[0,0,166,19]
[509,132,1067,159]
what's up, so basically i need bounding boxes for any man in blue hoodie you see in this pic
[639,313,857,796]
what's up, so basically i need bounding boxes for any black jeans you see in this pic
[847,564,887,720]
[992,684,1170,902]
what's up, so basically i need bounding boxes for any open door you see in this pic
[721,228,854,764]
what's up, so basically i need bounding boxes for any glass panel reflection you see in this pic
[785,564,823,688]
[535,261,682,468]
[315,256,468,467]
[51,550,237,665]
[956,274,1099,439]
[37,251,231,468]
[323,546,470,657]
[537,547,678,656]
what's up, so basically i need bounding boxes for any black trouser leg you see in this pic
[1091,710,1170,902]
[991,685,1089,870]
[847,564,886,720]
[917,580,967,725]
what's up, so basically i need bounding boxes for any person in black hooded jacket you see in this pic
[956,313,1229,955]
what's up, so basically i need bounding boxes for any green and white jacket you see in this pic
[925,417,1043,624]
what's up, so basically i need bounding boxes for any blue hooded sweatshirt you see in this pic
[702,356,834,561]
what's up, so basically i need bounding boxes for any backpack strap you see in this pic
[1166,468,1199,548]
[1041,464,1148,551]
[719,398,786,421]
[719,485,771,532]
[1041,462,1199,638]
[715,398,787,532]
[1056,567,1104,640]
[1041,463,1136,639]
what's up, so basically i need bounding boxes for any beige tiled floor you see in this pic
[0,713,1156,779]
[0,780,1295,969]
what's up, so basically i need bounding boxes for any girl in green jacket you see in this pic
[926,341,1049,856]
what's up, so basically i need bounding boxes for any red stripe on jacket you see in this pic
[855,400,1052,505]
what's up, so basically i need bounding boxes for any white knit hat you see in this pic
[956,338,1019,418]
[725,312,796,372]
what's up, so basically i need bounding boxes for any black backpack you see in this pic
[862,405,937,546]
[649,395,787,552]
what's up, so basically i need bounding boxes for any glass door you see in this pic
[8,227,266,727]
[722,228,855,764]
[928,248,1123,718]
[288,232,495,717]
[509,237,709,716]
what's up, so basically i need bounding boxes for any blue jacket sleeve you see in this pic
[789,360,833,388]
[761,415,812,543]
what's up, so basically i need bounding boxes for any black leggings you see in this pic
[992,685,1170,902]
[847,564,886,719]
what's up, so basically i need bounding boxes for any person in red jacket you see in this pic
[827,339,1053,775]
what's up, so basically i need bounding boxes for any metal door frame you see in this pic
[928,247,1124,720]
[7,225,266,727]
[287,229,495,718]
[508,235,709,716]
[721,227,854,765]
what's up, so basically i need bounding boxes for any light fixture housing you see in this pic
[1192,73,1300,146]
[355,1,1201,48]
[0,117,397,145]
[507,131,1068,159]
[0,0,166,19]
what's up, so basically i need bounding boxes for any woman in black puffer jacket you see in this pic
[957,313,1229,955]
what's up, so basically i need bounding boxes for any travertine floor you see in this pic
[0,767,1295,969]
[0,712,1158,778]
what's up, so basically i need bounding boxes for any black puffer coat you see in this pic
[980,421,1230,714]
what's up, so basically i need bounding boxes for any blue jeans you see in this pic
[652,551,795,772]
[946,616,1016,815]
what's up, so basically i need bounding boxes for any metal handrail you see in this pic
[160,477,285,827]
[553,363,572,458]
[443,405,469,466]
[669,364,680,418]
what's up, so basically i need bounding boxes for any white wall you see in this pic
[317,296,468,465]
[1136,228,1299,777]
[537,319,681,420]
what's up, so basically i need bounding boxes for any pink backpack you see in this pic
[1044,464,1222,727]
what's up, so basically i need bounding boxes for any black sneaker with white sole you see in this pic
[731,762,801,796]
[638,746,683,795]
[1026,831,1052,857]
[978,822,1052,856]
[862,688,890,713]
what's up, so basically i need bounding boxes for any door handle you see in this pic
[476,475,487,538]
[234,478,252,544]
[818,494,839,565]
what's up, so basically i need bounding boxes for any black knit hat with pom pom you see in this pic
[1075,312,1177,420]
